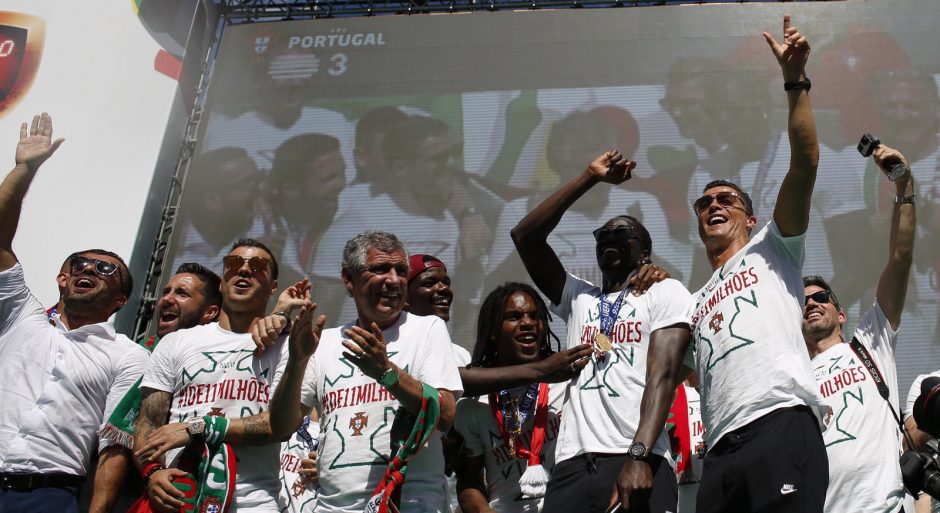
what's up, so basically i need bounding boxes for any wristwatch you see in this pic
[628,441,650,462]
[378,366,399,388]
[273,311,292,334]
[186,417,206,441]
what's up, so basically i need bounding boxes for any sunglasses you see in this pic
[70,255,120,277]
[804,290,831,306]
[592,226,641,243]
[692,191,748,215]
[223,255,270,274]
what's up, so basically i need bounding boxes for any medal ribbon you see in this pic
[599,287,630,338]
[488,382,549,463]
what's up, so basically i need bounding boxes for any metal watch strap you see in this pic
[895,194,916,204]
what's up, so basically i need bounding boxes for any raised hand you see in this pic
[535,344,593,382]
[342,322,391,380]
[273,279,312,314]
[630,263,670,296]
[762,14,810,82]
[587,150,636,185]
[16,113,65,171]
[288,302,326,361]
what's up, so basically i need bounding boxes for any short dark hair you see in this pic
[175,262,222,310]
[67,249,133,298]
[355,106,409,151]
[269,133,341,186]
[469,282,558,368]
[802,275,842,311]
[230,239,279,280]
[702,179,754,215]
[382,115,450,165]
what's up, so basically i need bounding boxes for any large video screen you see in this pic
[165,0,940,393]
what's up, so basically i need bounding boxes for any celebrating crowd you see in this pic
[1,14,938,513]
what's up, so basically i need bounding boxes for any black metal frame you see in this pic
[217,0,826,22]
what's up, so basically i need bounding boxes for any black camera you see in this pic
[902,376,940,499]
[857,133,907,182]
[900,440,940,500]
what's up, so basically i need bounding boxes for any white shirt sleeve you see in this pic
[648,279,693,332]
[549,272,593,322]
[141,333,181,393]
[99,344,150,451]
[300,357,319,409]
[766,221,807,268]
[269,337,291,390]
[413,316,463,397]
[0,263,43,337]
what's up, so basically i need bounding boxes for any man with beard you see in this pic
[270,230,462,513]
[512,149,693,513]
[0,113,149,512]
[151,263,222,341]
[802,143,915,513]
[135,239,289,512]
[680,16,828,512]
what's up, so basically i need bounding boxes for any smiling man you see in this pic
[512,149,692,513]
[0,113,149,512]
[269,230,462,513]
[803,143,915,513]
[455,283,567,513]
[680,16,829,513]
[134,239,288,512]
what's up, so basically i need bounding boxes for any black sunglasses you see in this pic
[804,290,831,306]
[692,191,748,215]
[70,256,120,277]
[223,255,270,274]
[592,226,640,243]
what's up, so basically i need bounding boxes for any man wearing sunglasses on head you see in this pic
[512,148,693,513]
[802,144,915,513]
[682,15,828,513]
[134,239,290,512]
[0,113,150,512]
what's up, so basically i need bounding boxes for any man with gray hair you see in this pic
[270,230,462,513]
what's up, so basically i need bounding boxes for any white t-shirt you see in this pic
[142,323,289,512]
[812,302,903,513]
[687,222,823,448]
[0,263,149,475]
[300,312,464,513]
[454,384,565,513]
[551,273,691,463]
[278,417,321,513]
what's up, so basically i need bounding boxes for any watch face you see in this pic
[187,418,206,434]
[629,442,647,458]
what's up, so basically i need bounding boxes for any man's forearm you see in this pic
[459,364,543,397]
[134,389,172,469]
[270,358,309,439]
[88,446,131,513]
[0,164,39,267]
[512,169,597,245]
[224,412,278,445]
[632,327,690,449]
[385,364,456,429]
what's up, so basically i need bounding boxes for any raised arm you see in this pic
[271,302,325,439]
[511,151,635,304]
[872,145,916,330]
[0,113,65,271]
[608,324,691,511]
[765,16,820,237]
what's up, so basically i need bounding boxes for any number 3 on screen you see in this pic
[329,53,347,76]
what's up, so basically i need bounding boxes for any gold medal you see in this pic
[595,332,612,353]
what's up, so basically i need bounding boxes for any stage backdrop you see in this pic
[157,0,940,393]
[0,2,183,310]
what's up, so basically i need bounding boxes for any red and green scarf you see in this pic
[364,384,442,513]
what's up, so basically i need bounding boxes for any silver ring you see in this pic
[569,362,577,373]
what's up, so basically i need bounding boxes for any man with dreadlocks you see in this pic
[454,283,566,513]
[512,150,693,513]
